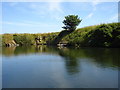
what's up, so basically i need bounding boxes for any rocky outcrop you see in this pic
[5,40,19,47]
[35,36,43,45]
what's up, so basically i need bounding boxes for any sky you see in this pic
[1,1,118,34]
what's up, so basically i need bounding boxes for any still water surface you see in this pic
[2,46,119,88]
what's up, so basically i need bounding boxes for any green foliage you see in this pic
[87,24,113,47]
[1,22,120,48]
[52,15,82,45]
[45,33,58,44]
[62,15,82,31]
[62,22,120,47]
[2,32,58,46]
[0,35,2,46]
[2,34,13,46]
[110,23,120,47]
[13,34,35,45]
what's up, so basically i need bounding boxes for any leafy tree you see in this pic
[62,15,82,31]
[51,15,82,45]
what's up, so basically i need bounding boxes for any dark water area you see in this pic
[2,46,120,88]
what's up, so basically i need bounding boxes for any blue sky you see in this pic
[2,2,118,33]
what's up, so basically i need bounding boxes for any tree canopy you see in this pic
[51,15,82,45]
[62,15,82,31]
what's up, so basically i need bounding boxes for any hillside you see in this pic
[1,22,120,48]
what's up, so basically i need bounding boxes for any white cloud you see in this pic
[2,21,59,27]
[92,0,101,6]
[47,1,64,21]
[2,21,32,26]
[105,14,118,23]
[28,1,63,13]
[85,12,94,19]
[9,2,18,6]
[109,14,118,21]
[84,0,101,20]
[8,2,64,22]
[49,2,63,13]
[87,13,93,18]
[83,0,102,21]
[91,0,102,11]
[28,2,64,20]
[29,3,38,9]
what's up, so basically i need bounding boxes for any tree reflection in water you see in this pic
[2,46,119,74]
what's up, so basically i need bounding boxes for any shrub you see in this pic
[2,34,13,46]
[13,34,35,45]
[86,24,113,47]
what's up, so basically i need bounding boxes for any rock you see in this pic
[5,40,19,47]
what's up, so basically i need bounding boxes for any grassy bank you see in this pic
[62,22,120,47]
[1,22,120,48]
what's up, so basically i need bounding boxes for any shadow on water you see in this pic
[2,46,120,74]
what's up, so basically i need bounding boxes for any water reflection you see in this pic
[2,46,119,73]
[2,46,119,88]
[56,48,80,74]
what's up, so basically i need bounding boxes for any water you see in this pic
[2,46,119,88]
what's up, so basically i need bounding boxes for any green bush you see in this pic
[13,34,35,45]
[87,24,113,47]
[61,22,120,47]
[110,24,120,47]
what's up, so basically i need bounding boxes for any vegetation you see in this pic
[1,22,120,48]
[62,15,82,31]
[2,34,13,46]
[52,15,82,45]
[13,34,35,45]
[62,22,120,48]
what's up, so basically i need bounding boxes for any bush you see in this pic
[110,24,120,47]
[2,34,13,46]
[13,34,35,45]
[87,24,113,47]
[62,22,120,47]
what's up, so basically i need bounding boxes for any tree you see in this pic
[62,15,82,31]
[51,15,82,45]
